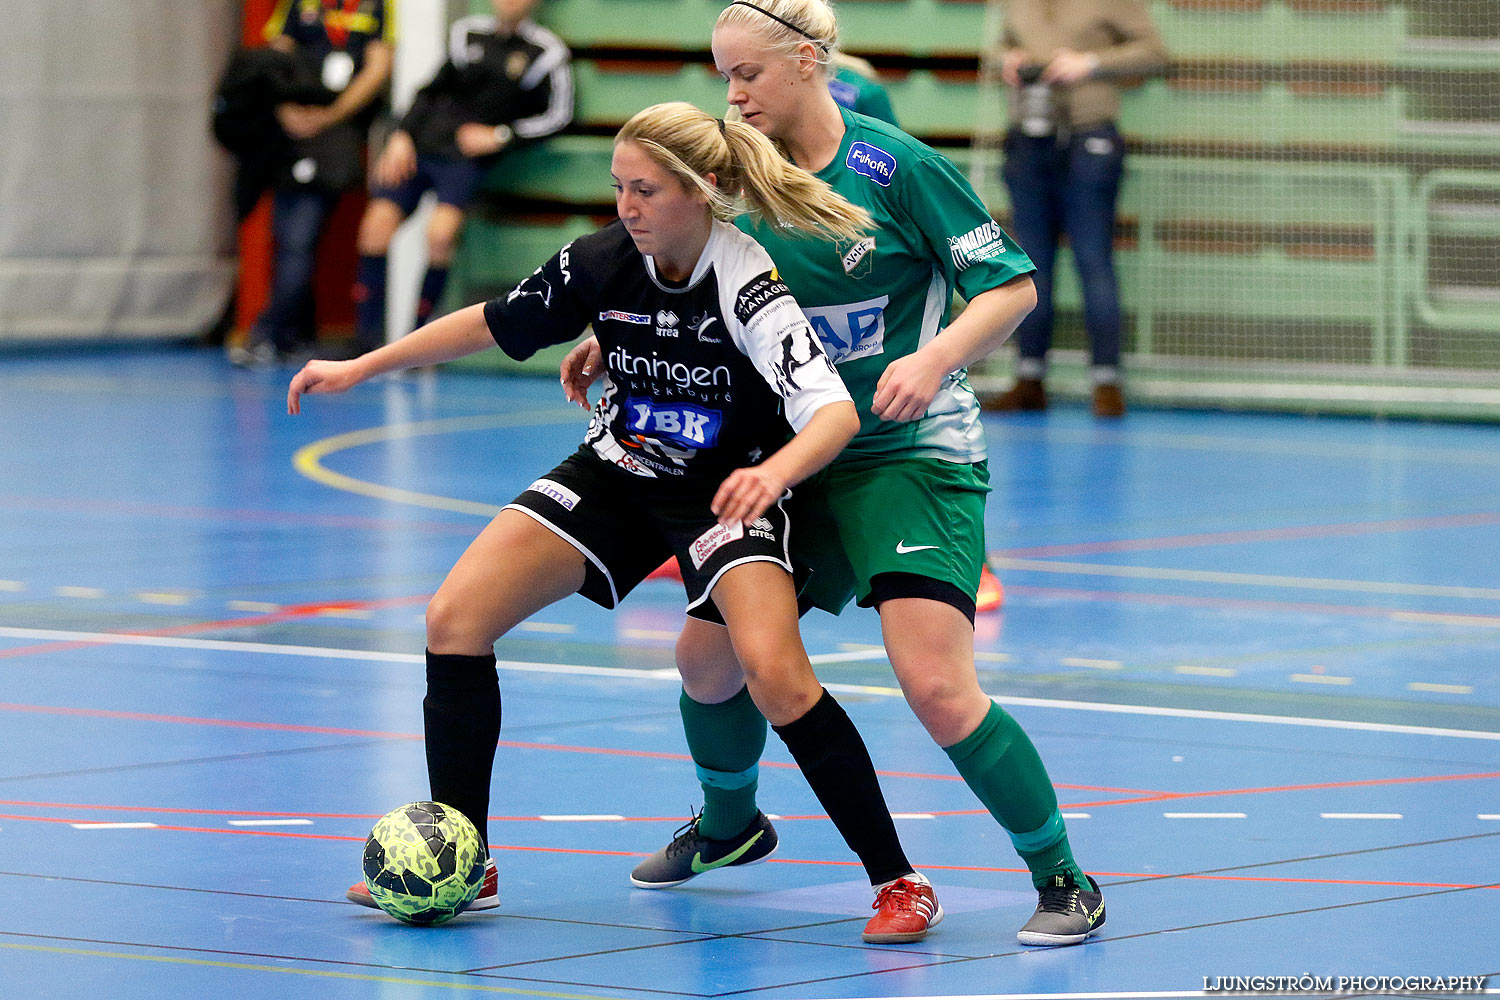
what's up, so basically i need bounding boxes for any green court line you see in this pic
[0,941,630,1000]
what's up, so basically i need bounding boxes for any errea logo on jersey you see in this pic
[846,141,897,186]
[948,221,1007,271]
[656,309,680,338]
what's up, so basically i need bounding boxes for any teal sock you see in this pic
[680,686,766,840]
[943,701,1086,888]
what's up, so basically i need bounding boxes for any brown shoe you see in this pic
[1092,383,1125,418]
[984,377,1047,411]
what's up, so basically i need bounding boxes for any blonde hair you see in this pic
[715,0,839,76]
[616,101,871,244]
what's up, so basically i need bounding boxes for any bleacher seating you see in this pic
[443,0,1500,375]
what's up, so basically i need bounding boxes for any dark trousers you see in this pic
[252,188,339,352]
[1001,123,1126,370]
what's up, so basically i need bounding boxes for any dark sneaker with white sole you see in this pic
[1016,872,1105,946]
[630,811,778,888]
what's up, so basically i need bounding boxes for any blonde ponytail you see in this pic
[616,102,871,244]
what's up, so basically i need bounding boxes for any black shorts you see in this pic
[504,448,793,620]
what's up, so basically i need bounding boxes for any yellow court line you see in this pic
[292,411,580,517]
[0,941,630,1000]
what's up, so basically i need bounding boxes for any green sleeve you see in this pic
[899,153,1035,302]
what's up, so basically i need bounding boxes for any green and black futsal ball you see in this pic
[361,801,486,924]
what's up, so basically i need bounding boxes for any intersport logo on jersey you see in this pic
[948,221,1007,271]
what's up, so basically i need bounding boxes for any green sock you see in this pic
[943,701,1087,889]
[680,686,766,840]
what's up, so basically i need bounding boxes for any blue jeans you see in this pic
[1001,123,1126,370]
[252,188,339,352]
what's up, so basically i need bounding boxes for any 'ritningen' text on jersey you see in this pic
[483,220,849,483]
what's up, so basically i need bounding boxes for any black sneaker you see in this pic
[630,811,778,888]
[1016,872,1105,946]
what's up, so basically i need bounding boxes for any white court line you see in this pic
[1174,665,1236,677]
[810,649,889,664]
[1061,657,1123,670]
[1408,681,1475,694]
[1060,813,1091,819]
[0,581,24,592]
[54,587,105,599]
[891,813,935,820]
[1164,812,1246,819]
[70,822,158,830]
[538,814,625,822]
[1322,813,1403,820]
[3,625,1498,741]
[1290,673,1353,686]
[1480,814,1500,820]
[226,819,314,827]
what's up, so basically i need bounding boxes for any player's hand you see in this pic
[276,103,334,139]
[456,122,505,158]
[999,49,1030,87]
[287,359,364,415]
[373,131,417,188]
[872,349,947,423]
[1042,49,1099,85]
[712,466,786,528]
[559,337,603,409]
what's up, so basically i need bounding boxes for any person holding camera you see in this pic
[986,0,1166,417]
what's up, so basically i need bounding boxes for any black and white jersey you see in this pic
[401,15,573,158]
[483,219,851,484]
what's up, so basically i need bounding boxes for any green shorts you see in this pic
[792,455,990,615]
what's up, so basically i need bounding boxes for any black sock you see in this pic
[415,265,450,330]
[353,253,387,350]
[772,689,913,885]
[423,649,500,852]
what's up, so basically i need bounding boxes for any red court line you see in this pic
[1000,512,1500,559]
[0,705,1165,796]
[2,813,1494,893]
[0,595,433,661]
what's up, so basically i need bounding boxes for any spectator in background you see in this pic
[352,0,573,356]
[827,52,898,126]
[230,0,393,367]
[986,0,1166,417]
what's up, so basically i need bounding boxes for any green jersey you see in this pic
[738,106,1034,463]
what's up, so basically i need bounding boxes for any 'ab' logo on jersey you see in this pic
[801,295,890,364]
[845,142,897,187]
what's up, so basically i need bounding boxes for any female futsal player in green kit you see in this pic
[564,0,1105,948]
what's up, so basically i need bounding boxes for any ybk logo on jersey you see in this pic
[624,397,723,450]
[599,309,651,325]
[801,295,890,363]
[846,142,897,187]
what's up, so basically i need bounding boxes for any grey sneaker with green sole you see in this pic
[630,811,778,888]
[1016,872,1105,946]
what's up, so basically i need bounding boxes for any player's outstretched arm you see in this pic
[712,400,858,527]
[287,303,496,414]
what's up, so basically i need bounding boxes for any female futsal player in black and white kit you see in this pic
[288,101,940,942]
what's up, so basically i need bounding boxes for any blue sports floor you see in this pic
[1,347,1497,999]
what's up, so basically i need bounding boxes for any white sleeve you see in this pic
[728,271,852,432]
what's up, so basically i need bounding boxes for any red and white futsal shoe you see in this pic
[862,873,944,943]
[345,856,500,912]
